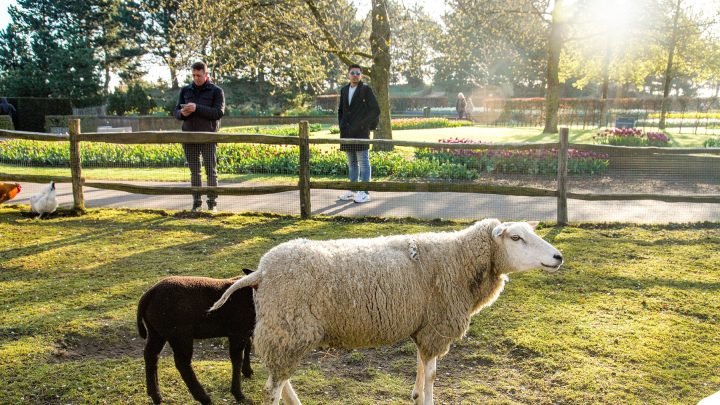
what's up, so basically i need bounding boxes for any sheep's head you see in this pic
[492,221,563,273]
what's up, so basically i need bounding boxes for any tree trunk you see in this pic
[599,42,611,127]
[659,0,682,130]
[369,0,393,151]
[542,0,566,134]
[104,64,111,96]
[170,66,179,89]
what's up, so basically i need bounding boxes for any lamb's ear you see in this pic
[242,268,254,275]
[492,224,507,239]
[527,221,539,230]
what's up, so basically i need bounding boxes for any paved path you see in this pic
[11,181,720,223]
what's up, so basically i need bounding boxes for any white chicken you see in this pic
[30,181,58,218]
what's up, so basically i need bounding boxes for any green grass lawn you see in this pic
[0,207,718,404]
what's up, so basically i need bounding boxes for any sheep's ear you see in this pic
[242,268,254,275]
[492,224,507,239]
[527,221,539,230]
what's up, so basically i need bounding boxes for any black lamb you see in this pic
[137,269,256,404]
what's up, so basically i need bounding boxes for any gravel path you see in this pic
[11,180,720,223]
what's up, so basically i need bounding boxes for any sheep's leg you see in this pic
[412,350,425,404]
[228,336,246,402]
[281,380,301,405]
[264,376,284,405]
[144,329,166,404]
[169,338,211,405]
[242,337,253,378]
[422,356,437,405]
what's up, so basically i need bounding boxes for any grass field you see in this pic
[1,206,718,404]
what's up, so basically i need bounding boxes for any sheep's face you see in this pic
[492,221,563,273]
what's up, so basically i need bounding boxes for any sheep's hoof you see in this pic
[150,393,162,404]
[242,368,253,378]
[232,391,246,403]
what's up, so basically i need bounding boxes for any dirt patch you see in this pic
[51,328,143,362]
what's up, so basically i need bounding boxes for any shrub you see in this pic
[704,138,720,147]
[0,115,13,130]
[593,128,671,147]
[107,83,157,116]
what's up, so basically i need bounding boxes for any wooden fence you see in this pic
[1,119,719,224]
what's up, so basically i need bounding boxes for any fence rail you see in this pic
[2,121,719,223]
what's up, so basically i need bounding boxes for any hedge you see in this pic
[0,115,13,130]
[3,97,73,132]
[315,95,449,111]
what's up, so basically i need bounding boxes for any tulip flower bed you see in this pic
[416,138,610,175]
[0,140,476,180]
[0,136,609,178]
[593,128,671,147]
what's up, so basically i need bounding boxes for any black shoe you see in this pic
[207,201,217,213]
[191,201,202,212]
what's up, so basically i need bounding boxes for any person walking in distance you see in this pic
[173,61,225,212]
[455,93,466,120]
[337,64,380,203]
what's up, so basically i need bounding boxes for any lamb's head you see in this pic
[492,221,563,273]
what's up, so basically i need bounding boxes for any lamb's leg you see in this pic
[242,337,253,378]
[169,337,212,405]
[228,336,245,402]
[422,356,437,405]
[412,350,425,404]
[264,376,284,405]
[143,328,166,404]
[281,380,301,405]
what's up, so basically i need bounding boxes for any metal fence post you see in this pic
[68,118,85,212]
[298,121,311,219]
[557,127,569,225]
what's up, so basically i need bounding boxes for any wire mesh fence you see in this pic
[1,123,718,223]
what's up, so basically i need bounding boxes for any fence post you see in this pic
[557,127,569,225]
[68,118,85,212]
[298,121,311,219]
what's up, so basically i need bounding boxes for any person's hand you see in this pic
[180,103,196,116]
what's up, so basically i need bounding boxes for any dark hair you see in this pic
[191,61,207,71]
[347,64,362,72]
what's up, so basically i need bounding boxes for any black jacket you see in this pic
[338,81,380,152]
[174,81,225,133]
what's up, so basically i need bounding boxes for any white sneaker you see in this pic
[338,190,355,201]
[354,191,371,203]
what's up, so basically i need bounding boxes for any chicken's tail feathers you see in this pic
[209,271,262,312]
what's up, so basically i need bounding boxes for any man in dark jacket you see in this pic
[337,64,380,204]
[173,61,225,212]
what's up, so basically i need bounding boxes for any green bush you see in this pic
[0,115,13,130]
[107,83,156,116]
[704,138,720,147]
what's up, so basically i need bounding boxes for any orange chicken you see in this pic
[0,182,21,203]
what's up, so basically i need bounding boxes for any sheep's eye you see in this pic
[510,235,521,241]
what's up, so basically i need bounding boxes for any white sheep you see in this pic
[210,218,563,405]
